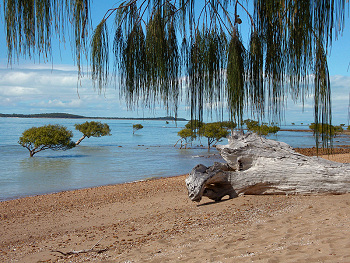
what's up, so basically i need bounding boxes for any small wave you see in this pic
[192,155,205,158]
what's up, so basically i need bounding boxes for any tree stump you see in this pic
[185,132,350,202]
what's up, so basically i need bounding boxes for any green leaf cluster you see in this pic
[177,128,196,141]
[18,124,75,157]
[4,0,347,148]
[309,123,343,138]
[202,122,229,149]
[184,119,205,132]
[244,119,280,136]
[74,121,111,138]
[178,120,234,149]
[133,123,143,134]
[112,3,179,113]
[4,0,89,75]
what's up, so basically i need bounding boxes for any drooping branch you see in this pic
[3,0,348,145]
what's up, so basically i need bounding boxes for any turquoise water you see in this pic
[0,118,349,201]
[0,118,225,201]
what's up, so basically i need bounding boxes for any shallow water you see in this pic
[0,118,348,201]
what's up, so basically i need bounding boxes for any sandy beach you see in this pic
[1,151,349,263]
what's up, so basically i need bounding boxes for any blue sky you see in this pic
[0,2,349,125]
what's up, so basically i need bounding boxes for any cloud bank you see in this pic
[0,66,349,124]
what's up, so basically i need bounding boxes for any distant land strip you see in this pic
[0,113,187,121]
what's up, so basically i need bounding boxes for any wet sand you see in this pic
[0,151,349,262]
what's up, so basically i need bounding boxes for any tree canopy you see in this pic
[18,124,76,157]
[132,123,143,134]
[309,123,343,141]
[3,0,348,147]
[243,119,280,137]
[176,128,197,148]
[177,120,233,149]
[202,122,229,149]
[75,121,111,145]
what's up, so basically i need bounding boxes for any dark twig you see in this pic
[52,236,108,256]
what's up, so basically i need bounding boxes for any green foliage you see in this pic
[75,121,111,138]
[309,123,343,138]
[114,4,180,113]
[243,119,259,131]
[74,121,111,145]
[334,125,343,134]
[186,29,227,121]
[178,128,196,142]
[177,120,234,149]
[133,124,143,134]
[243,119,280,136]
[175,128,196,149]
[226,29,246,124]
[91,20,109,89]
[217,121,237,131]
[202,123,229,149]
[4,0,89,75]
[348,125,350,131]
[18,124,75,157]
[3,0,345,148]
[185,119,204,130]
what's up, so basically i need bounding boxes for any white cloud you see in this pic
[0,85,41,96]
[0,66,348,122]
[0,67,120,116]
[0,63,78,72]
[35,99,83,108]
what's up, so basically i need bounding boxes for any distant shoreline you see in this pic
[0,112,187,121]
[279,129,312,132]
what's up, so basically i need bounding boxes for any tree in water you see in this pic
[176,120,235,148]
[3,0,347,147]
[175,128,197,149]
[185,120,205,137]
[75,121,111,145]
[132,124,143,134]
[309,123,343,142]
[202,123,229,149]
[243,119,280,137]
[18,125,76,157]
[215,121,237,136]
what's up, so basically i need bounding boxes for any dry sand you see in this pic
[0,152,349,263]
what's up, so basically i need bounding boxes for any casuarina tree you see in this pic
[3,0,348,147]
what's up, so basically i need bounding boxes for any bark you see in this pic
[186,132,350,202]
[76,135,87,146]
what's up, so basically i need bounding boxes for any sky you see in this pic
[0,2,349,125]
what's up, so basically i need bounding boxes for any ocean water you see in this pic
[0,118,349,201]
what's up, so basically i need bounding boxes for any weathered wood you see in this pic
[186,132,350,202]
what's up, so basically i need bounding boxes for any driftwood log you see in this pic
[186,132,350,202]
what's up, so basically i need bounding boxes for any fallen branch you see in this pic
[52,236,108,256]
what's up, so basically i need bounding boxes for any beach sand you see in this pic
[0,152,349,263]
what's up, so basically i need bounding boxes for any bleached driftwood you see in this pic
[186,132,350,202]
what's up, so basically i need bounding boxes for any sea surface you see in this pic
[0,117,349,201]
